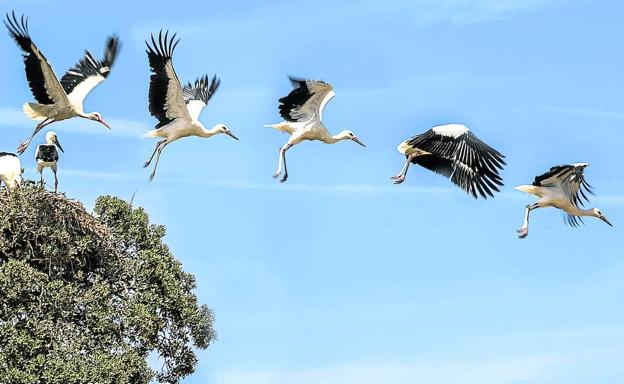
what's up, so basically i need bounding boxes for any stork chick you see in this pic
[35,131,63,192]
[0,152,22,192]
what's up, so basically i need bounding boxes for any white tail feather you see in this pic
[514,185,539,194]
[397,141,410,155]
[265,123,295,134]
[142,129,159,139]
[23,103,49,121]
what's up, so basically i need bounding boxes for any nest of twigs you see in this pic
[0,182,120,282]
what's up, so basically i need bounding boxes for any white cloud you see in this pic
[59,169,143,181]
[55,169,458,195]
[219,354,559,384]
[369,0,562,25]
[129,0,561,45]
[0,107,150,138]
[593,195,624,207]
[48,170,624,205]
[543,105,624,119]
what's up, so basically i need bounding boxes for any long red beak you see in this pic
[352,136,366,147]
[97,117,111,130]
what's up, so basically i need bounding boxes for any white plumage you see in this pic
[0,153,22,191]
[266,77,365,182]
[142,30,238,181]
[515,163,612,239]
[431,123,469,139]
[4,12,119,154]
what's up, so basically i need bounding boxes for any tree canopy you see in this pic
[0,184,215,384]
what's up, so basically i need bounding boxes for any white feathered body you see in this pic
[515,184,574,211]
[143,119,215,141]
[0,154,22,190]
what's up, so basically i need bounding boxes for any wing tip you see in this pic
[146,29,180,58]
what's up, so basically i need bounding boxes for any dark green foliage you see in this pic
[0,184,215,384]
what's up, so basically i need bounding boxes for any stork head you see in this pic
[593,208,613,226]
[6,174,21,191]
[88,112,111,130]
[337,130,366,147]
[45,131,64,153]
[214,123,239,141]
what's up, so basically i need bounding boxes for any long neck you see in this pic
[326,134,347,144]
[199,123,220,138]
[568,206,596,217]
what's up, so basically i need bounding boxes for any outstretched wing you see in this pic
[564,211,585,227]
[401,124,506,199]
[182,75,220,121]
[533,163,593,207]
[60,36,120,104]
[145,30,189,128]
[533,163,593,227]
[278,77,334,123]
[4,11,67,105]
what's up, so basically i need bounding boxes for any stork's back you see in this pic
[0,153,22,190]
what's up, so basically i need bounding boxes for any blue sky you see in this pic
[1,0,624,383]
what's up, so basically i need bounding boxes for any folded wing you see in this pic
[402,125,506,198]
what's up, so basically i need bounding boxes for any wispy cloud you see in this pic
[219,354,559,384]
[59,169,143,181]
[55,168,457,195]
[129,0,561,44]
[593,195,624,207]
[368,0,563,25]
[52,169,624,205]
[543,105,624,119]
[0,107,150,138]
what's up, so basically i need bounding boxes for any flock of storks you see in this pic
[0,12,613,238]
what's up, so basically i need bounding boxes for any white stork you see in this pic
[0,152,22,192]
[515,163,612,239]
[142,30,238,182]
[4,12,119,154]
[35,131,63,193]
[392,124,505,198]
[266,77,365,182]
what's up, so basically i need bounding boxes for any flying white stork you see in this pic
[4,11,119,154]
[35,131,63,193]
[142,30,238,182]
[266,77,365,182]
[391,124,505,198]
[515,163,612,239]
[0,152,22,192]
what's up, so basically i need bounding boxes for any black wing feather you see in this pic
[278,77,313,122]
[534,164,595,227]
[182,74,220,104]
[146,30,180,128]
[60,36,120,95]
[532,165,568,187]
[407,129,506,199]
[533,164,594,207]
[4,11,54,104]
